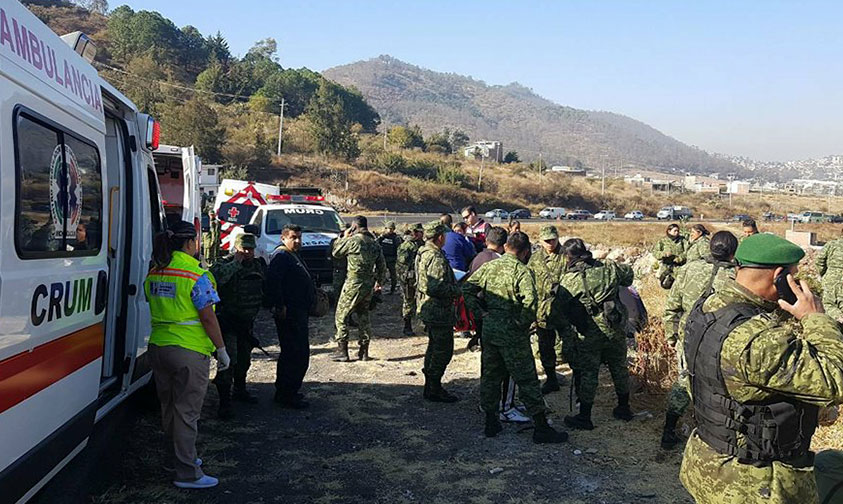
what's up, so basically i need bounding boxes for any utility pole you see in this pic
[276,97,285,156]
[601,154,607,197]
[383,128,388,151]
[727,173,735,208]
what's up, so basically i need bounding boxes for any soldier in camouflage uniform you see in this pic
[209,233,265,419]
[203,210,221,264]
[330,223,350,306]
[527,225,568,394]
[684,224,711,263]
[415,221,462,402]
[817,232,843,308]
[397,223,424,336]
[463,232,568,443]
[653,223,688,289]
[554,238,635,431]
[331,216,387,362]
[680,233,843,504]
[376,221,400,293]
[660,230,738,449]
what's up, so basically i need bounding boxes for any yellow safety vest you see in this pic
[144,251,217,356]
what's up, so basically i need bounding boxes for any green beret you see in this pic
[386,221,396,230]
[235,233,257,249]
[411,222,424,232]
[423,221,448,239]
[735,233,804,267]
[539,225,559,241]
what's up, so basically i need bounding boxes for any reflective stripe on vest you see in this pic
[144,251,216,356]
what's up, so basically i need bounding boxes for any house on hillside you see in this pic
[464,140,503,163]
[200,164,221,198]
[550,165,587,176]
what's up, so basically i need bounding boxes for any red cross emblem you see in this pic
[227,206,240,220]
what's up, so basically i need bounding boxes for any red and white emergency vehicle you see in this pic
[0,2,170,501]
[212,179,279,251]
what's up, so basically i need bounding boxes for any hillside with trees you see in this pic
[324,56,744,176]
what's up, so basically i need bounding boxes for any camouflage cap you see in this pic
[235,233,257,249]
[735,233,804,267]
[423,221,448,239]
[386,221,396,230]
[539,225,559,241]
[411,222,424,232]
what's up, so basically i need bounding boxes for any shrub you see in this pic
[436,165,468,187]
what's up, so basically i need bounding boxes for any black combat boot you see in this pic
[216,384,234,420]
[563,402,594,430]
[485,411,503,438]
[425,377,459,403]
[612,393,635,421]
[661,412,682,450]
[232,387,258,404]
[331,341,350,362]
[533,412,569,444]
[403,318,415,336]
[541,370,561,395]
[358,341,371,361]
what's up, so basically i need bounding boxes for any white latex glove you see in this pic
[215,347,231,372]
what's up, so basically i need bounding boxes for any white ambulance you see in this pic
[152,144,201,231]
[212,178,279,252]
[0,2,168,501]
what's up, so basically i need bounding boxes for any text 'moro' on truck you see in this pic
[656,205,693,220]
[214,180,343,285]
[1,2,178,502]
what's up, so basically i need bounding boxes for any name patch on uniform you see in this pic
[149,281,176,298]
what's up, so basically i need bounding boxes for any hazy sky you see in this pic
[121,1,843,162]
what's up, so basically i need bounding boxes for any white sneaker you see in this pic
[499,407,531,423]
[173,475,218,489]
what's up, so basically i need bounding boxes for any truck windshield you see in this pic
[265,208,344,234]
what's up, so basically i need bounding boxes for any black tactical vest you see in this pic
[684,287,818,466]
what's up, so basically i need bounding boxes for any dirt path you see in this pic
[35,292,693,504]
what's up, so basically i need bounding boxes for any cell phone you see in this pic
[774,271,797,305]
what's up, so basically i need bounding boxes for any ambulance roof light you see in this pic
[146,117,160,150]
[60,32,98,63]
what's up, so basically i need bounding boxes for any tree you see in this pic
[503,151,520,164]
[246,38,279,62]
[107,7,181,64]
[306,81,360,160]
[450,129,469,150]
[206,32,231,65]
[177,25,209,79]
[75,0,108,14]
[388,125,424,150]
[159,98,226,163]
[425,130,452,154]
[111,55,167,116]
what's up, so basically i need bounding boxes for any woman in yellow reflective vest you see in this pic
[144,220,230,489]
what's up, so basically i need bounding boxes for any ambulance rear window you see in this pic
[14,110,103,258]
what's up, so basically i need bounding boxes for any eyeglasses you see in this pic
[461,214,470,219]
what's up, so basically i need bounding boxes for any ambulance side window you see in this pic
[14,111,103,258]
[147,167,164,236]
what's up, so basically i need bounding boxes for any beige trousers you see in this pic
[149,344,210,482]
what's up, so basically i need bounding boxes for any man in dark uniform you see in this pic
[210,233,265,419]
[376,221,400,293]
[266,224,316,409]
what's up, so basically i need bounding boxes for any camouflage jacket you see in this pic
[203,219,221,247]
[822,281,843,323]
[462,253,537,346]
[684,235,710,263]
[332,231,386,286]
[527,244,566,329]
[210,255,266,319]
[415,242,460,326]
[680,278,843,504]
[663,258,735,343]
[396,236,423,281]
[653,236,688,265]
[818,238,843,279]
[556,259,634,340]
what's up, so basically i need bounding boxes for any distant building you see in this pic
[550,165,586,176]
[464,140,503,163]
[684,175,723,193]
[791,179,838,196]
[200,164,221,198]
[726,181,751,195]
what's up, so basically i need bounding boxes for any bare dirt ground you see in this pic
[36,290,693,504]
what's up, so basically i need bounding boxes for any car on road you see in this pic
[657,205,693,220]
[539,207,566,219]
[731,214,751,222]
[826,214,843,223]
[566,209,592,220]
[510,208,531,219]
[797,211,824,223]
[594,210,616,220]
[485,208,509,220]
[624,210,644,220]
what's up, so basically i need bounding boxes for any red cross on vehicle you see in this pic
[227,206,240,220]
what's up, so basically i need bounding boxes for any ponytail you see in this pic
[152,220,197,269]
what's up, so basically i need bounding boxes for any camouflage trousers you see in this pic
[681,431,818,504]
[334,280,374,343]
[481,339,545,417]
[203,243,220,265]
[385,260,397,291]
[400,277,416,320]
[423,324,454,379]
[666,340,691,416]
[574,334,629,404]
[213,313,254,391]
[331,270,347,305]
